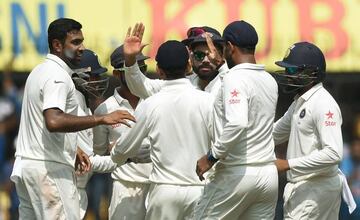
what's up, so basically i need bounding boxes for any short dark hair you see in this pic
[161,67,187,80]
[238,46,255,55]
[48,18,82,52]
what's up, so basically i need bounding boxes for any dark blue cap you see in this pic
[110,45,149,68]
[155,40,189,70]
[275,42,326,73]
[77,49,107,75]
[223,20,258,49]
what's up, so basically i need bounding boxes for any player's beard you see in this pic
[224,48,236,69]
[192,63,218,82]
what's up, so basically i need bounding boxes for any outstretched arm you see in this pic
[123,23,164,98]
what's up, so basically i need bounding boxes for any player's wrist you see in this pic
[124,56,136,67]
[93,115,102,126]
[207,150,219,163]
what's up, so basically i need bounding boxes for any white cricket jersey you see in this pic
[211,63,278,167]
[273,83,343,182]
[15,54,78,167]
[124,62,228,98]
[111,79,214,185]
[93,88,152,183]
[124,62,227,139]
[75,90,93,156]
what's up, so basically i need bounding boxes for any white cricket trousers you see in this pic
[14,159,79,220]
[109,179,150,220]
[194,163,278,220]
[283,174,342,220]
[77,172,92,219]
[145,183,203,220]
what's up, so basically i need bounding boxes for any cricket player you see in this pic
[10,18,135,220]
[72,48,120,219]
[273,42,354,219]
[122,23,227,138]
[92,45,152,220]
[195,20,279,220]
[111,39,214,220]
[123,24,227,98]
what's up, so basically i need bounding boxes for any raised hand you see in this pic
[205,33,225,69]
[124,23,148,66]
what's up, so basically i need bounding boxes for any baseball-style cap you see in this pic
[76,49,107,75]
[110,45,149,68]
[222,20,258,50]
[182,26,223,46]
[155,40,189,70]
[275,42,326,73]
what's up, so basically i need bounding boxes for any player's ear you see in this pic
[156,64,166,80]
[52,39,63,53]
[185,59,192,75]
[227,41,235,55]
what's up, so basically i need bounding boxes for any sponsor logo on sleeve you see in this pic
[325,110,336,126]
[229,89,240,104]
[111,124,121,129]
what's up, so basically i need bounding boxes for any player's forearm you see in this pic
[44,109,106,132]
[288,146,342,176]
[125,63,164,98]
[90,155,117,173]
[212,123,246,159]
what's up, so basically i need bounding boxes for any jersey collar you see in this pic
[46,54,74,76]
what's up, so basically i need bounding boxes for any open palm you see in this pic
[124,23,147,57]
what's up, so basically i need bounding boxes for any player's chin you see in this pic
[197,70,216,80]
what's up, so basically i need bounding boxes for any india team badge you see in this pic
[299,109,306,118]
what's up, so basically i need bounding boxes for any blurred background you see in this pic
[0,0,359,219]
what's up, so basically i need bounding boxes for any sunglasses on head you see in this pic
[115,64,148,73]
[187,27,206,38]
[192,51,208,62]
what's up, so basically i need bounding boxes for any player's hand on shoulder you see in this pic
[99,110,136,127]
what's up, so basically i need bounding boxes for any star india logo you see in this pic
[229,89,240,104]
[325,110,336,126]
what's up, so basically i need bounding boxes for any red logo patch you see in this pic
[325,111,334,119]
[230,89,239,98]
[229,89,240,104]
[325,110,336,126]
[111,124,121,129]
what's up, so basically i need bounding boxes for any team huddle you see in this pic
[10,17,355,220]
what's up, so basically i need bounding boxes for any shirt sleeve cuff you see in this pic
[124,62,140,74]
[211,145,223,160]
[110,150,127,165]
[287,158,298,170]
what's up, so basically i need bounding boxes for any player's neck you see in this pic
[117,87,140,109]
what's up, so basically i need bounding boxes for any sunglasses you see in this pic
[115,64,147,73]
[193,51,208,62]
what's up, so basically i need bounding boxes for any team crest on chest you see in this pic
[299,109,306,118]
